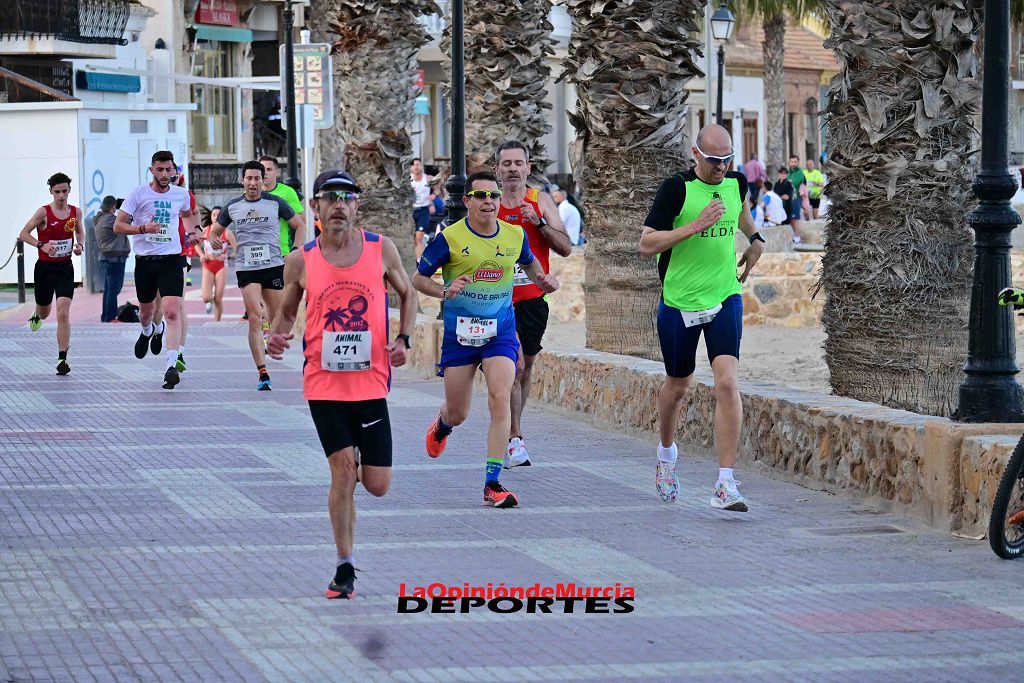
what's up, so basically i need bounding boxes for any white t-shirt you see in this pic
[762,191,787,225]
[558,200,582,246]
[411,174,432,208]
[120,184,192,256]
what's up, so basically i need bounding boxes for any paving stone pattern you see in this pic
[2,322,1024,682]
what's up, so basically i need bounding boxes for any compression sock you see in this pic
[485,458,503,485]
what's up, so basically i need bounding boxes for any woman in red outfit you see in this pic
[200,206,235,321]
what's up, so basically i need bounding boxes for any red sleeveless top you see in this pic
[302,231,391,402]
[497,187,548,302]
[37,204,79,263]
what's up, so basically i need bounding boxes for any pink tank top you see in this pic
[302,231,391,401]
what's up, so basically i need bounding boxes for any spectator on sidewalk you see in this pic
[411,158,435,261]
[774,168,797,240]
[805,159,825,219]
[761,181,788,227]
[94,195,130,322]
[787,156,807,227]
[744,153,767,203]
[552,186,582,246]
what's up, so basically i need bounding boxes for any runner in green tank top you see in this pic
[639,124,765,512]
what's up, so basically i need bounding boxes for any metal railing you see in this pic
[0,62,75,103]
[0,0,130,45]
[190,162,299,191]
[254,120,287,160]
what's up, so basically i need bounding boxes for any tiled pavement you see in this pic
[3,320,1024,682]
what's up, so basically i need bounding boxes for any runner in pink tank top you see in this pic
[266,169,417,600]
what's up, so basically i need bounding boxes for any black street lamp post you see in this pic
[716,43,725,124]
[958,0,1024,422]
[282,0,300,191]
[710,3,734,126]
[445,0,467,226]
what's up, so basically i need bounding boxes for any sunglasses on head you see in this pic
[316,190,359,203]
[466,190,502,200]
[695,144,735,167]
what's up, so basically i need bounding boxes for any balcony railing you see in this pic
[0,61,74,102]
[190,162,299,192]
[1,0,130,45]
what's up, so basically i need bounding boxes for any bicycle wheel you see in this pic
[989,435,1024,559]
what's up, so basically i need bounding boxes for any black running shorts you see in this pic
[34,260,75,306]
[513,296,549,357]
[237,265,285,291]
[135,255,184,303]
[308,399,392,466]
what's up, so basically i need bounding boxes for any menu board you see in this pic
[279,43,334,129]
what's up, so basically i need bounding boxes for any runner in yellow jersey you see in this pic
[413,171,560,508]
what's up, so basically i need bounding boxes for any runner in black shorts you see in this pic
[308,399,392,466]
[514,297,549,356]
[19,172,83,375]
[236,264,285,291]
[267,168,417,599]
[116,151,200,389]
[493,140,573,468]
[210,160,305,391]
[134,255,185,302]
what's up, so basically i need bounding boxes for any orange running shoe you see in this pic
[484,481,519,508]
[425,417,448,458]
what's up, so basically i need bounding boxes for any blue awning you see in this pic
[195,25,253,43]
[76,71,141,93]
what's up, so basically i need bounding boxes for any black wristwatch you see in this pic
[749,232,765,245]
[397,334,412,349]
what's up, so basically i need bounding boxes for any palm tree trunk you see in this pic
[563,0,705,359]
[816,0,980,416]
[763,12,786,171]
[309,0,438,268]
[442,0,555,179]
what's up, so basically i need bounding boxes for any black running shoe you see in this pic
[325,562,356,599]
[134,331,152,359]
[55,359,70,376]
[162,367,180,390]
[150,326,164,355]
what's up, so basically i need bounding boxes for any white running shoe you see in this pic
[656,460,679,502]
[711,478,749,512]
[504,437,532,469]
[205,302,213,314]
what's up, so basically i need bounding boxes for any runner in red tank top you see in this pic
[266,168,417,600]
[18,172,83,376]
[493,140,572,469]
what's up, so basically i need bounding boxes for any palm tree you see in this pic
[562,0,706,359]
[729,0,818,171]
[441,0,555,179]
[813,0,980,416]
[308,0,438,267]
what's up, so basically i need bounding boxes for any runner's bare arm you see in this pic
[73,206,84,255]
[287,212,306,249]
[736,198,758,239]
[114,209,149,235]
[639,200,725,257]
[18,207,47,247]
[537,192,572,257]
[736,196,765,283]
[521,257,559,294]
[381,237,417,341]
[266,249,306,359]
[181,206,201,244]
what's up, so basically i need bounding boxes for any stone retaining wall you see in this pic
[392,313,1022,536]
